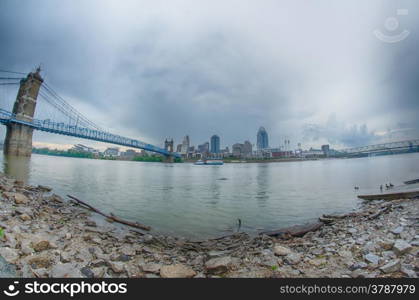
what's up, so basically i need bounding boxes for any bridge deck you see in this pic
[0,109,180,157]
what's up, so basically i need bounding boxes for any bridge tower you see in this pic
[4,68,43,156]
[164,138,174,153]
[163,138,174,162]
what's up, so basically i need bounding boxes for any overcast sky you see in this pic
[0,0,418,150]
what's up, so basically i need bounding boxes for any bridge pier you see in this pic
[4,69,43,156]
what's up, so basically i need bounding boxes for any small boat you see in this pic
[404,178,419,185]
[194,159,224,165]
[206,160,224,165]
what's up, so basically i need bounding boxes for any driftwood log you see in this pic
[261,222,324,238]
[67,195,151,231]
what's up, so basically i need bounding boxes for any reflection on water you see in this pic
[1,152,418,238]
[3,154,31,183]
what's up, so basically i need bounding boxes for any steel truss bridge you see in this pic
[338,139,419,156]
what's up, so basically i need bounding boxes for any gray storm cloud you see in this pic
[0,0,418,150]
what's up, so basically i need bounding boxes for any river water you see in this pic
[1,152,418,239]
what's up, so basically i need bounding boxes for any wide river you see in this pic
[1,152,418,239]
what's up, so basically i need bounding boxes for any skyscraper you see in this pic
[181,135,190,155]
[210,135,220,154]
[257,127,269,150]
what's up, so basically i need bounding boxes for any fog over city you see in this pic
[1,0,418,150]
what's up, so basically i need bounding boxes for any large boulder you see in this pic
[205,256,233,274]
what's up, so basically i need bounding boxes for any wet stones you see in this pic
[3,192,29,204]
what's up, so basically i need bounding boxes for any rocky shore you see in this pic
[0,172,417,278]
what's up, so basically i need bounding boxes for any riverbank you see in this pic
[0,172,417,278]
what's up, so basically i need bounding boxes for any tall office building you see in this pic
[243,140,253,156]
[181,135,190,155]
[210,135,220,154]
[257,127,269,150]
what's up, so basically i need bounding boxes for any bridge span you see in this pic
[0,69,180,159]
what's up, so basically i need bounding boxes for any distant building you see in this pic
[210,135,220,154]
[176,144,182,153]
[71,144,97,153]
[104,147,119,157]
[181,135,190,155]
[243,140,252,157]
[232,143,244,157]
[121,149,139,159]
[301,148,324,158]
[321,144,330,157]
[257,127,269,150]
[221,146,229,154]
[198,142,209,154]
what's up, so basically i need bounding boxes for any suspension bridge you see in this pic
[0,68,180,159]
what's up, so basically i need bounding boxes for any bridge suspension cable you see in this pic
[39,82,103,131]
[0,69,26,75]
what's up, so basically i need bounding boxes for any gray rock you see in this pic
[379,239,395,250]
[141,263,162,274]
[284,253,302,265]
[0,255,17,277]
[108,261,125,273]
[273,245,292,256]
[119,245,136,256]
[207,250,229,258]
[347,228,357,234]
[364,253,380,265]
[393,240,412,256]
[0,247,19,264]
[391,226,404,235]
[349,262,368,271]
[350,269,368,278]
[91,267,107,278]
[380,259,401,274]
[400,266,417,278]
[50,263,82,278]
[78,267,93,278]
